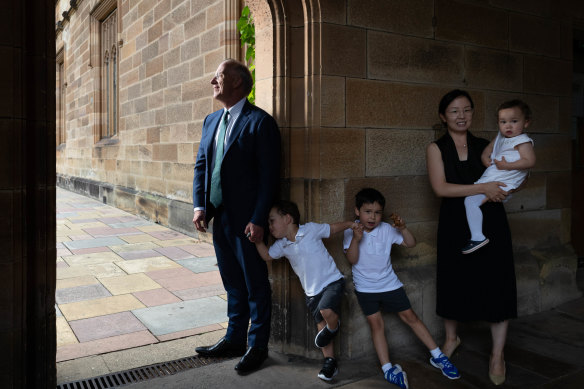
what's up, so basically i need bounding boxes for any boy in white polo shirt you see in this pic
[255,200,357,382]
[343,188,460,389]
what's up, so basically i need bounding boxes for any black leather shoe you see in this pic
[234,346,268,374]
[195,337,246,358]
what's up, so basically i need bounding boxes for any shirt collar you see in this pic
[356,219,379,236]
[282,224,306,247]
[225,97,246,117]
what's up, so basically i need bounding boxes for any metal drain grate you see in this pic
[57,355,229,389]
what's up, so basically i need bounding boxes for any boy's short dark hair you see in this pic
[355,188,385,209]
[497,99,532,121]
[272,200,300,225]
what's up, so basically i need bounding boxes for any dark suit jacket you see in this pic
[193,100,281,229]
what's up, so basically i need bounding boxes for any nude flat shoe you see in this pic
[489,361,506,385]
[444,336,461,358]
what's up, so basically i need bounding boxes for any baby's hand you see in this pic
[352,223,364,241]
[494,156,511,170]
[390,213,406,230]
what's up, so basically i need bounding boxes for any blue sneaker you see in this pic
[461,238,489,254]
[430,354,460,380]
[384,364,409,388]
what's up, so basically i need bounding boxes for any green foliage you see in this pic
[237,6,255,104]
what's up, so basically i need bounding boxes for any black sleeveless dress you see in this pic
[435,132,517,322]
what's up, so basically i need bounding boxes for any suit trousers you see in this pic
[212,207,272,348]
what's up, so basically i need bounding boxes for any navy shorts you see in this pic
[305,278,344,323]
[355,287,412,316]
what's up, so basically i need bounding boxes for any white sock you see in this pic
[327,321,339,332]
[382,363,393,374]
[430,347,442,359]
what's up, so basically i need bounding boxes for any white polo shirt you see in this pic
[343,221,404,293]
[268,223,344,297]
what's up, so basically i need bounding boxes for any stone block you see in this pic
[145,55,163,78]
[148,90,164,110]
[508,209,563,251]
[206,2,223,28]
[344,176,441,224]
[165,179,191,202]
[166,103,193,124]
[177,143,195,164]
[152,144,177,162]
[168,199,196,238]
[489,0,551,18]
[368,31,464,85]
[524,56,571,96]
[319,0,347,24]
[167,63,190,86]
[184,12,206,40]
[200,26,220,53]
[514,250,542,316]
[154,0,171,23]
[546,171,572,210]
[320,128,365,179]
[366,129,435,177]
[141,161,162,178]
[141,41,159,63]
[532,245,582,310]
[189,56,205,79]
[164,85,182,105]
[321,24,366,77]
[346,79,450,129]
[504,172,545,213]
[151,71,167,92]
[530,133,571,172]
[320,76,345,127]
[435,0,508,49]
[182,77,209,102]
[464,46,523,91]
[148,20,163,44]
[509,14,560,57]
[204,48,224,74]
[348,0,433,37]
[180,37,201,62]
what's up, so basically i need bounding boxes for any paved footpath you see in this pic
[56,188,227,383]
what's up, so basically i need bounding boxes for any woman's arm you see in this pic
[426,143,507,201]
[481,139,495,167]
[494,142,536,171]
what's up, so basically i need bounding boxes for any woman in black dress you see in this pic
[426,90,517,386]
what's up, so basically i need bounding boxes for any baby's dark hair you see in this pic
[497,99,532,121]
[355,188,386,209]
[272,200,300,225]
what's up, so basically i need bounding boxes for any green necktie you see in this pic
[210,110,230,208]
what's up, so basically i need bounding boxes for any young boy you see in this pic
[255,200,357,381]
[343,188,460,389]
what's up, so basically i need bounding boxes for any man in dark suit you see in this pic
[192,59,280,374]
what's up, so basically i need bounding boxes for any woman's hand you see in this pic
[482,181,508,202]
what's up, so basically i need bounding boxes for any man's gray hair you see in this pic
[224,59,254,96]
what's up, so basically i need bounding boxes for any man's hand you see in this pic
[244,222,264,243]
[193,210,207,232]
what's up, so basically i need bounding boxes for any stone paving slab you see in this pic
[177,256,218,273]
[115,257,181,274]
[59,294,146,321]
[57,263,126,279]
[109,242,162,253]
[178,243,216,257]
[100,273,162,295]
[56,275,99,290]
[173,284,226,301]
[63,237,127,250]
[56,283,112,305]
[56,330,158,362]
[56,317,78,347]
[133,288,182,307]
[132,296,228,336]
[118,249,162,260]
[153,246,194,260]
[69,312,147,343]
[63,252,125,267]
